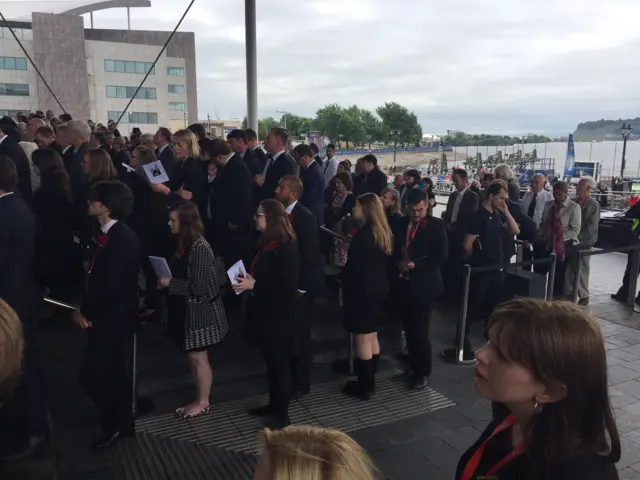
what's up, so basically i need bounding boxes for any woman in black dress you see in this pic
[32,148,75,302]
[233,199,299,429]
[150,129,204,210]
[157,202,228,419]
[342,193,393,400]
[456,299,619,480]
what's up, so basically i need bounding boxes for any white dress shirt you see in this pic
[322,157,339,189]
[0,134,8,146]
[157,143,170,155]
[101,219,118,234]
[0,191,14,199]
[263,150,284,176]
[62,144,72,155]
[451,188,468,223]
[520,189,553,229]
[285,200,297,214]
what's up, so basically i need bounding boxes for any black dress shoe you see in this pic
[264,415,291,430]
[249,404,274,417]
[611,293,625,302]
[407,376,429,391]
[91,430,134,450]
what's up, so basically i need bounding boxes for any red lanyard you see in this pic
[406,222,418,250]
[460,414,524,480]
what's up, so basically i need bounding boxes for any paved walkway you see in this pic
[3,252,640,480]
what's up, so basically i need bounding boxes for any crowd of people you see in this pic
[0,109,624,478]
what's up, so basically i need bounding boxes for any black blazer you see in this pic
[0,193,41,321]
[0,135,33,205]
[342,224,389,304]
[124,171,168,253]
[211,155,254,261]
[444,189,480,244]
[299,160,325,223]
[238,149,261,177]
[291,202,325,297]
[253,146,268,173]
[353,168,388,196]
[168,157,205,210]
[156,145,178,181]
[250,240,299,354]
[80,221,140,339]
[69,142,90,198]
[61,145,75,173]
[262,152,297,200]
[393,216,448,299]
[314,154,323,166]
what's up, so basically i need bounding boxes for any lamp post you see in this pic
[620,123,632,179]
[276,110,288,129]
[392,129,400,168]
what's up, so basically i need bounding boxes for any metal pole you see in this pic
[127,7,131,31]
[90,12,94,29]
[0,13,67,114]
[547,253,557,300]
[43,297,77,311]
[627,249,640,307]
[441,265,475,365]
[613,143,618,177]
[132,333,137,416]
[347,333,355,375]
[515,243,524,269]
[245,0,258,133]
[115,0,195,127]
[589,142,593,161]
[621,135,629,178]
[571,251,583,303]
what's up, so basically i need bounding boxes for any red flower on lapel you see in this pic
[96,234,109,247]
[266,241,278,250]
[287,213,295,223]
[348,227,359,237]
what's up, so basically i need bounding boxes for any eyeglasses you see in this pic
[254,213,265,218]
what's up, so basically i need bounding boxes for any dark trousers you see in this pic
[396,281,433,378]
[459,270,504,349]
[79,331,133,434]
[442,240,463,301]
[265,349,293,421]
[617,250,640,301]
[291,295,312,393]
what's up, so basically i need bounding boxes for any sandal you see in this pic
[182,405,211,419]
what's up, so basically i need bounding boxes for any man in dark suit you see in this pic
[393,188,448,390]
[227,129,261,177]
[153,127,178,180]
[292,144,324,223]
[353,154,388,196]
[258,127,297,200]
[442,168,479,300]
[246,128,268,172]
[73,181,140,449]
[34,125,63,154]
[0,118,33,205]
[66,120,91,197]
[53,124,76,172]
[275,175,325,397]
[0,155,47,458]
[310,142,323,166]
[208,138,254,270]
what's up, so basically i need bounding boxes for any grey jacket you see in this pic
[578,196,600,247]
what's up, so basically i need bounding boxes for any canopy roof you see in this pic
[1,0,151,22]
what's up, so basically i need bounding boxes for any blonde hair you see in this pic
[172,129,200,159]
[259,426,376,480]
[379,187,401,216]
[0,299,23,406]
[357,193,393,255]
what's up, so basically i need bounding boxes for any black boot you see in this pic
[343,359,364,397]
[343,359,373,401]
[371,354,380,394]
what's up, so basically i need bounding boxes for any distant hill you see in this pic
[573,118,640,140]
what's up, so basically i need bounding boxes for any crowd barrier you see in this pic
[334,145,453,157]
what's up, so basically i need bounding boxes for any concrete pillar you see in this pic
[245,0,258,133]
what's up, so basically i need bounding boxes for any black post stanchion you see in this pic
[441,265,476,365]
[547,253,557,301]
[628,249,640,308]
[571,251,583,304]
[132,333,137,416]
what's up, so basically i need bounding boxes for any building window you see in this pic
[0,109,30,117]
[0,83,29,96]
[168,84,185,94]
[0,27,32,41]
[106,85,156,100]
[104,59,155,75]
[108,111,158,124]
[167,66,185,76]
[0,57,27,70]
[169,102,186,111]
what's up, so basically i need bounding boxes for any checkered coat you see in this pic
[168,237,229,350]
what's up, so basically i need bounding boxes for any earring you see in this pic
[533,402,543,414]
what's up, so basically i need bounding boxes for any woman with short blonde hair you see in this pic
[255,426,376,480]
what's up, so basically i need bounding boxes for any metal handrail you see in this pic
[320,225,353,243]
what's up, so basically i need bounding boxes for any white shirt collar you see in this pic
[62,144,72,154]
[158,144,169,154]
[101,219,118,234]
[0,135,7,146]
[271,150,285,161]
[285,200,298,214]
[0,191,14,199]
[239,149,246,158]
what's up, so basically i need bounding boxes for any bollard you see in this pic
[546,253,557,301]
[441,265,476,365]
[571,251,583,304]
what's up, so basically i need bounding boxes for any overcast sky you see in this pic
[84,0,640,136]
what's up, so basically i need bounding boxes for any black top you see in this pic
[467,206,504,265]
[0,134,33,205]
[299,160,325,223]
[342,224,389,304]
[290,202,325,297]
[456,412,619,480]
[353,168,388,196]
[168,157,205,211]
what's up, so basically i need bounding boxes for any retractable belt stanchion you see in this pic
[547,253,557,301]
[441,265,475,365]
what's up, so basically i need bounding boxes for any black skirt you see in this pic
[343,295,382,334]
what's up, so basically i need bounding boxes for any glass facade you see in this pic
[0,27,32,41]
[169,102,186,111]
[107,111,159,124]
[167,66,185,76]
[106,86,156,100]
[168,84,185,94]
[104,59,155,75]
[0,83,29,96]
[0,110,30,117]
[0,57,27,70]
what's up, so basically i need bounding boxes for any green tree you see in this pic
[339,105,366,148]
[279,113,313,139]
[360,108,387,148]
[258,116,280,140]
[314,104,346,144]
[376,102,423,147]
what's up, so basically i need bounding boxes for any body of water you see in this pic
[450,140,640,178]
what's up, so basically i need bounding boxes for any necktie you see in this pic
[406,222,419,250]
[263,154,273,176]
[527,193,537,218]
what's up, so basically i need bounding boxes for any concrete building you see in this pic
[0,2,197,134]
